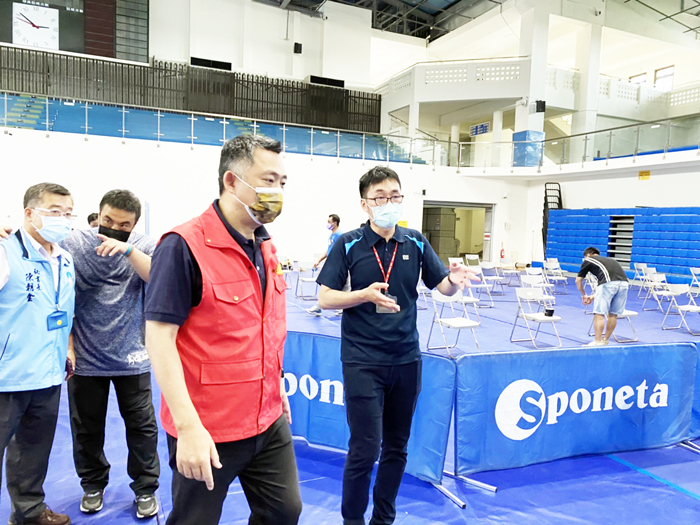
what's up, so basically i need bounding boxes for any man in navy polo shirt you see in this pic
[316,166,477,525]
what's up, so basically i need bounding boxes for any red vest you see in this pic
[161,205,287,442]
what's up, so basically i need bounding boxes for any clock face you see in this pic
[12,3,60,51]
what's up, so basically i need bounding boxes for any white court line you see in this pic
[227,476,328,495]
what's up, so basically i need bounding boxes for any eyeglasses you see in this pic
[364,195,404,206]
[32,207,77,221]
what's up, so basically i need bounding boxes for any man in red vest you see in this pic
[144,135,301,524]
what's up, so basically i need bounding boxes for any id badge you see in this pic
[376,293,399,314]
[47,310,69,331]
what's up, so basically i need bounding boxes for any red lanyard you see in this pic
[372,243,399,284]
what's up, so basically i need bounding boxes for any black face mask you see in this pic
[98,225,131,243]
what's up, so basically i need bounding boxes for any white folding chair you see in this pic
[642,273,672,312]
[417,281,430,310]
[292,260,318,300]
[278,255,293,289]
[509,288,562,348]
[631,262,647,290]
[690,268,700,297]
[587,309,639,343]
[583,274,598,314]
[479,262,505,295]
[426,289,480,357]
[499,258,521,286]
[464,254,481,267]
[525,267,555,293]
[520,275,556,309]
[662,284,700,335]
[637,266,657,298]
[459,287,481,323]
[543,261,568,295]
[468,267,495,308]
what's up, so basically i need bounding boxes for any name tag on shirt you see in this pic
[47,310,69,331]
[376,293,399,314]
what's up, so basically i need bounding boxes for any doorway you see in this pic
[422,202,494,265]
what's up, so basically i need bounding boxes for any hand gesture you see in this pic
[362,282,400,312]
[0,226,12,240]
[176,423,223,491]
[95,233,129,257]
[448,262,481,290]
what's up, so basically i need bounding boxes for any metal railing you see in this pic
[2,89,699,169]
[0,44,381,133]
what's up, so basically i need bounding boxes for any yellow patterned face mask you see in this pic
[234,175,284,225]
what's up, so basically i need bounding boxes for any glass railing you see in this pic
[2,91,699,168]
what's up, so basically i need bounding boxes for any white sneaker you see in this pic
[334,310,343,316]
[306,306,322,316]
[585,340,606,346]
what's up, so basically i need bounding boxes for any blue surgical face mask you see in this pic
[35,215,72,243]
[369,202,403,229]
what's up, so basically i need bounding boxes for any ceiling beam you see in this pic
[380,0,435,24]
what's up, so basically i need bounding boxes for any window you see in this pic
[654,66,674,92]
[629,73,647,85]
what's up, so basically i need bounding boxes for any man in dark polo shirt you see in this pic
[575,246,630,346]
[144,135,301,524]
[316,166,478,525]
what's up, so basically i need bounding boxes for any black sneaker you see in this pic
[135,494,158,519]
[80,490,104,514]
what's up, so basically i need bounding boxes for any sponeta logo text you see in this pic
[283,372,344,406]
[494,378,669,441]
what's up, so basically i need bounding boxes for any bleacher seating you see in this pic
[545,207,700,284]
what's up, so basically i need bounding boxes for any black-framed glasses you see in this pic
[364,195,404,206]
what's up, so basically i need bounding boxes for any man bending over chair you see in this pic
[576,246,629,346]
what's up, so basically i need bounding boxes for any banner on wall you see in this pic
[454,343,697,476]
[282,332,455,483]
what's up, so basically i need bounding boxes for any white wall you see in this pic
[148,0,371,88]
[0,129,529,265]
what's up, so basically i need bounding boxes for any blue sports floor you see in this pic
[3,277,700,524]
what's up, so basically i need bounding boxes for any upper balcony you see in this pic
[378,57,700,124]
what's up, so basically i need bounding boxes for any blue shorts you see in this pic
[593,281,629,316]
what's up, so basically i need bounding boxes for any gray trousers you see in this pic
[0,385,61,523]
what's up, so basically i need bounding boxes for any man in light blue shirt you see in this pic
[0,182,75,525]
[307,214,342,316]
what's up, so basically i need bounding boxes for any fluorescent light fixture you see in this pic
[552,141,558,145]
[651,125,660,129]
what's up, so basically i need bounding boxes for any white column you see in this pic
[514,7,549,133]
[491,110,503,167]
[450,122,460,167]
[408,102,420,138]
[571,23,603,162]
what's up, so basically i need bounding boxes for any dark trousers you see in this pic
[68,372,160,495]
[0,385,61,523]
[341,361,422,525]
[166,414,302,525]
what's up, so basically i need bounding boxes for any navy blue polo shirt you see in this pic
[316,221,448,365]
[145,200,269,326]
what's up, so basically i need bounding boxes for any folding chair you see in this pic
[417,281,430,310]
[637,266,657,299]
[509,288,562,348]
[292,260,318,300]
[583,274,598,314]
[459,287,481,323]
[426,289,480,357]
[499,258,521,286]
[479,262,505,295]
[278,255,293,289]
[642,273,672,312]
[587,310,639,343]
[525,268,555,293]
[690,268,700,297]
[468,267,495,308]
[520,275,556,309]
[631,262,647,290]
[464,254,481,267]
[662,284,700,335]
[543,261,568,295]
